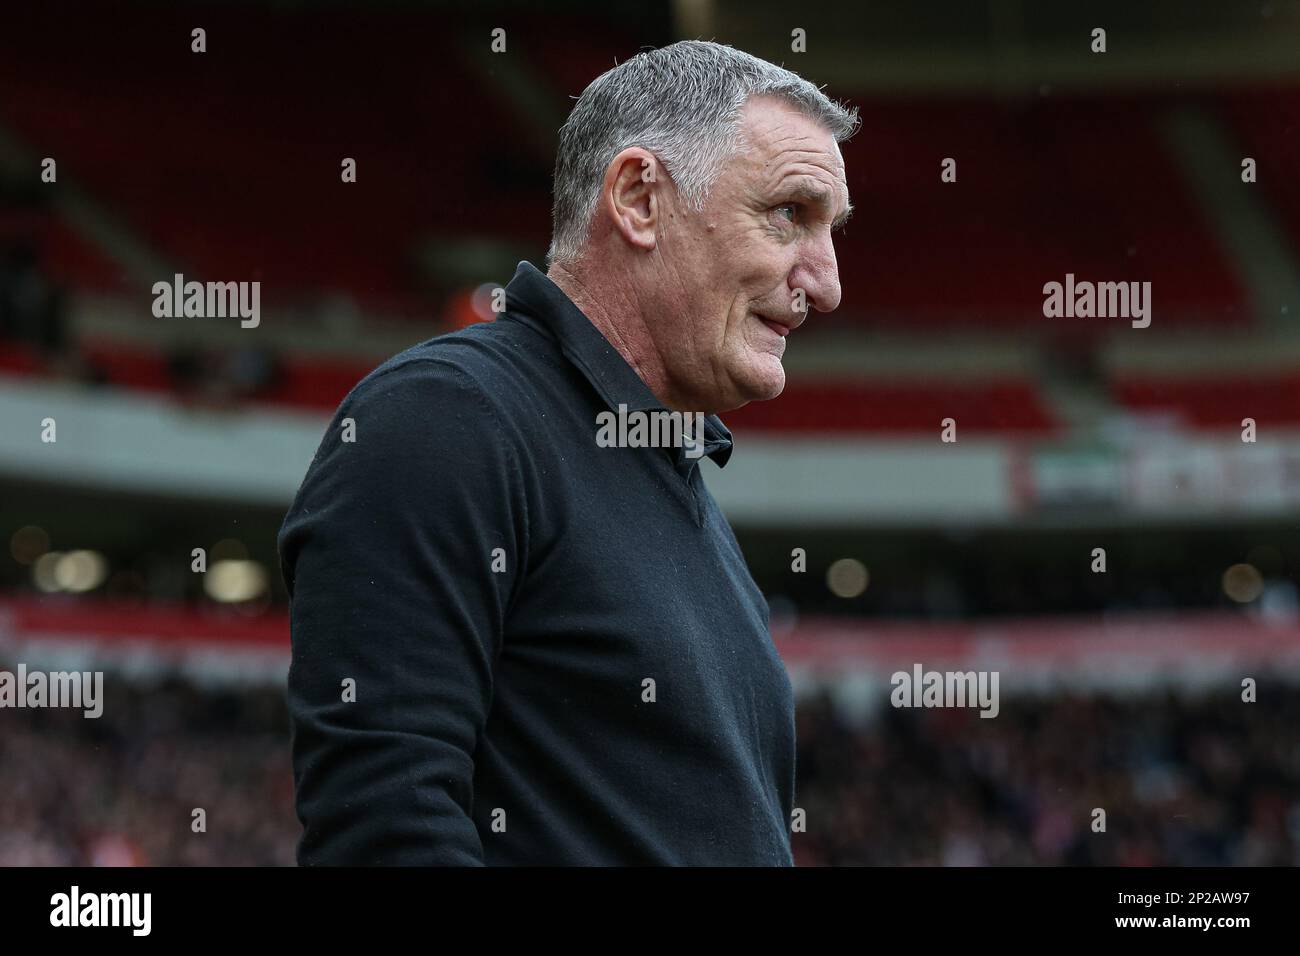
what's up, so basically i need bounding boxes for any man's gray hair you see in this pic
[546,40,859,267]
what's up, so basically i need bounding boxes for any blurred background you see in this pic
[1,0,1299,865]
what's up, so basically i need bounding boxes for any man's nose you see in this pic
[792,234,841,314]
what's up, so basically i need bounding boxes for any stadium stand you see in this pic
[0,0,1297,870]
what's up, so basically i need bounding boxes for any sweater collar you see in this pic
[500,261,734,469]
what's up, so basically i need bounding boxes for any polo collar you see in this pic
[501,261,734,468]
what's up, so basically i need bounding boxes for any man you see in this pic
[279,40,856,865]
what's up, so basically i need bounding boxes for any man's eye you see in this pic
[774,204,797,223]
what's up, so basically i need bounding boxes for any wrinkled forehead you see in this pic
[734,97,848,185]
[738,95,844,157]
[732,97,850,210]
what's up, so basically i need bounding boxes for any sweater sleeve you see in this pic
[278,357,526,865]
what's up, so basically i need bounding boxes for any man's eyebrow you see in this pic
[831,199,854,232]
[779,179,853,230]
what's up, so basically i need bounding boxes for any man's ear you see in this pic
[599,147,661,252]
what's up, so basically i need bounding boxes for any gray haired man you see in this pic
[280,40,856,865]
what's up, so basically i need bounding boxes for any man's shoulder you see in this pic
[287,320,547,511]
[343,319,550,420]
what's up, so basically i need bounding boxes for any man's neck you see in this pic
[546,262,691,411]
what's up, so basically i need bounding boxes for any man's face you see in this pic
[649,95,850,413]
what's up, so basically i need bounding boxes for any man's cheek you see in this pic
[724,305,754,350]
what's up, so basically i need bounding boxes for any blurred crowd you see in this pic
[0,674,296,866]
[0,239,68,360]
[0,235,286,406]
[795,682,1300,866]
[2,667,1297,866]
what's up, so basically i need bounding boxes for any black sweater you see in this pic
[279,261,796,865]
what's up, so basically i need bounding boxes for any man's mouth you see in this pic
[757,315,790,337]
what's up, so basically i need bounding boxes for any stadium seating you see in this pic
[1219,85,1300,260]
[723,379,1057,435]
[840,95,1246,329]
[1113,371,1300,428]
[0,5,1259,330]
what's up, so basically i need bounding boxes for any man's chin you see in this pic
[735,362,786,406]
[705,357,786,412]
